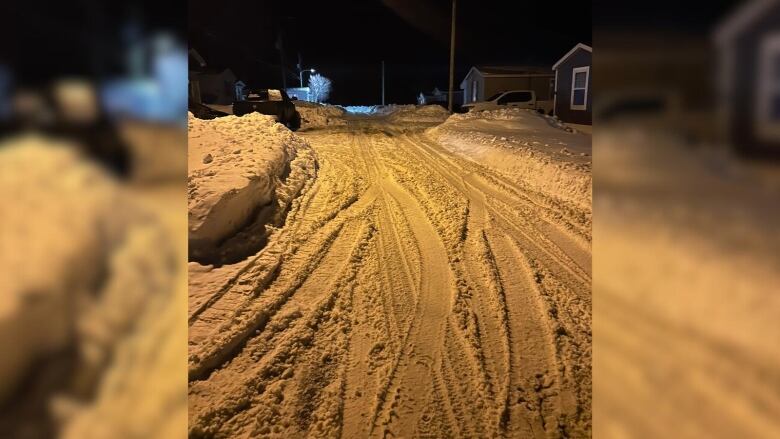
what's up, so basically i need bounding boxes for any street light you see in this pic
[299,68,315,87]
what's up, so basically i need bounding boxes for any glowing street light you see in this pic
[300,68,315,87]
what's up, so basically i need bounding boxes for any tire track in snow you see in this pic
[189,118,591,438]
[399,132,590,282]
[387,128,591,436]
[406,132,591,266]
[189,216,377,437]
[349,133,455,438]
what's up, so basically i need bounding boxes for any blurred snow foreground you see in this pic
[0,135,186,438]
[593,126,780,438]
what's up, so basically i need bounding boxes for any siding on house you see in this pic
[554,48,592,125]
[190,69,238,105]
[460,67,554,104]
[726,5,780,153]
[461,70,485,103]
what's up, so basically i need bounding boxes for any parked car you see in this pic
[462,90,553,114]
[233,89,301,130]
[188,101,229,120]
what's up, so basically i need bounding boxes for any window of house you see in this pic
[757,33,780,141]
[570,66,589,110]
[471,80,477,103]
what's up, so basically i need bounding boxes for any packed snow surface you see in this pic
[189,110,591,437]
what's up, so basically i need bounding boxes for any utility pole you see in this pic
[381,60,386,106]
[448,0,457,113]
[297,53,303,87]
[275,30,287,89]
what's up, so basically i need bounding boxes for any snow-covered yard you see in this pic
[428,108,591,210]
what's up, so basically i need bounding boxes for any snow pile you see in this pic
[594,127,780,437]
[454,107,577,129]
[428,108,591,209]
[343,105,381,114]
[0,136,184,437]
[387,104,450,123]
[338,104,450,123]
[188,112,316,264]
[293,101,347,129]
[0,137,120,402]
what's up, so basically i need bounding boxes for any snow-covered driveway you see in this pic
[188,111,592,438]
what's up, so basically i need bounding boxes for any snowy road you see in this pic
[188,117,591,438]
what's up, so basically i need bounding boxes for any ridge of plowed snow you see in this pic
[427,108,592,210]
[293,101,347,129]
[387,104,450,123]
[187,112,316,262]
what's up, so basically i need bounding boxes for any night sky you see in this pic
[1,1,186,84]
[1,0,745,100]
[189,0,592,105]
[593,0,742,32]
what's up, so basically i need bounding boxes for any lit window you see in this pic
[570,66,589,110]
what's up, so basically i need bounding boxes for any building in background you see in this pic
[234,80,247,101]
[417,87,463,108]
[595,32,714,141]
[286,87,311,102]
[715,0,780,155]
[553,43,592,125]
[459,66,554,105]
[188,48,240,106]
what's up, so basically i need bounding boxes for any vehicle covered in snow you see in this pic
[233,88,301,130]
[462,90,553,114]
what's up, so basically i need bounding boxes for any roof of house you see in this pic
[715,0,779,46]
[460,66,553,88]
[552,43,592,70]
[473,66,553,75]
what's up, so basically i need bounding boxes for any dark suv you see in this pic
[233,89,301,130]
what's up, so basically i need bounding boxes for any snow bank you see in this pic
[188,112,316,263]
[292,101,347,129]
[0,137,120,401]
[428,108,591,209]
[342,104,450,122]
[1,135,183,437]
[343,105,381,114]
[387,104,450,123]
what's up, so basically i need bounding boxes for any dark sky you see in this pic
[1,1,185,84]
[189,0,592,105]
[593,0,742,32]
